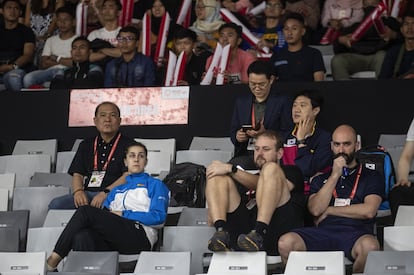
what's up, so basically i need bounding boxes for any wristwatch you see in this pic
[230,164,238,175]
[296,139,306,145]
[12,63,19,70]
[103,188,110,194]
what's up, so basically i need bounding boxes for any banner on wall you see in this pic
[68,86,190,127]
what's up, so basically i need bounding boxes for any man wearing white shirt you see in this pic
[23,6,77,88]
[87,0,122,64]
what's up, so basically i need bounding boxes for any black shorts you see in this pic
[226,199,302,255]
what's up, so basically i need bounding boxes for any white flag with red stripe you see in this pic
[165,50,177,86]
[76,2,88,36]
[220,8,269,53]
[201,43,223,85]
[142,12,152,57]
[154,12,171,65]
[247,1,265,16]
[350,0,387,42]
[216,44,231,85]
[176,0,192,28]
[118,0,134,27]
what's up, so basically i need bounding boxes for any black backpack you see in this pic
[356,145,396,210]
[163,162,206,207]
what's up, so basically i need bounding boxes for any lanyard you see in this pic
[333,164,362,200]
[93,133,121,171]
[251,104,256,129]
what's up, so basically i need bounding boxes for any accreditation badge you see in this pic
[88,171,106,188]
[334,198,351,207]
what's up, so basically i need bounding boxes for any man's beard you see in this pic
[333,152,355,165]
[255,156,266,169]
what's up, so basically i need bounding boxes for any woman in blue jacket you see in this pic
[46,142,170,271]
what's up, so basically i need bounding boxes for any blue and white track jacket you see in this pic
[103,172,170,247]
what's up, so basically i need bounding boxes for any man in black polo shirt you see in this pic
[49,101,134,209]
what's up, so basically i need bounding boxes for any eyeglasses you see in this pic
[249,82,269,89]
[266,3,282,9]
[116,36,136,43]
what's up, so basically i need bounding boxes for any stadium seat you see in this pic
[12,138,58,172]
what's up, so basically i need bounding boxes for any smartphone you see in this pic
[242,125,254,131]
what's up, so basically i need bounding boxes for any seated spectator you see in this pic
[46,141,170,272]
[205,22,257,84]
[87,0,122,68]
[0,0,35,92]
[173,27,211,85]
[105,26,155,87]
[24,0,65,67]
[278,124,384,273]
[379,11,414,79]
[229,60,293,169]
[23,6,77,89]
[331,0,401,80]
[285,0,320,43]
[389,117,414,222]
[269,12,325,81]
[320,0,364,45]
[282,89,332,225]
[206,130,303,255]
[189,0,225,53]
[50,36,104,89]
[48,101,134,209]
[250,0,287,54]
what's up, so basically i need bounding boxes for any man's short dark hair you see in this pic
[247,60,274,79]
[294,89,324,111]
[102,0,122,10]
[174,27,197,42]
[402,11,414,21]
[265,0,286,9]
[2,0,21,9]
[95,101,121,117]
[118,26,140,40]
[256,130,284,150]
[282,12,305,27]
[72,36,90,48]
[219,22,242,38]
[55,6,75,19]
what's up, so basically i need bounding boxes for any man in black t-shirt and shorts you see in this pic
[206,130,304,255]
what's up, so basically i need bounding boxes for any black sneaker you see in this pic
[237,230,264,251]
[208,230,231,252]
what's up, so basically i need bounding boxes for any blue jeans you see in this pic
[0,69,26,91]
[23,67,64,88]
[48,191,99,209]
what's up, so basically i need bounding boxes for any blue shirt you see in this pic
[104,52,156,87]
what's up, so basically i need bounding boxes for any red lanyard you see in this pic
[93,133,121,171]
[333,164,362,200]
[251,104,256,129]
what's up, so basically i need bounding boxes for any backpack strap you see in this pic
[393,44,406,78]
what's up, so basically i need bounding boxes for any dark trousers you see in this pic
[53,205,151,258]
[389,185,414,222]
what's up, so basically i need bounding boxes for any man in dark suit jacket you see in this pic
[229,60,293,169]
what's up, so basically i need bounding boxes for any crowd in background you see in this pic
[1,0,414,91]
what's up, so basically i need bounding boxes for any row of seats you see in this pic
[1,205,414,275]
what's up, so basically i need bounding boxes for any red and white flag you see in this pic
[216,44,231,85]
[76,1,88,36]
[201,43,223,85]
[390,0,402,18]
[350,0,388,42]
[220,8,269,53]
[141,12,152,57]
[165,51,187,86]
[118,0,134,27]
[176,0,192,28]
[154,12,171,65]
[247,1,265,16]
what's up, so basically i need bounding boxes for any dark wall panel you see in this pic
[1,79,412,155]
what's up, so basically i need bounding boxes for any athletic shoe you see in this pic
[237,230,264,251]
[208,230,231,252]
